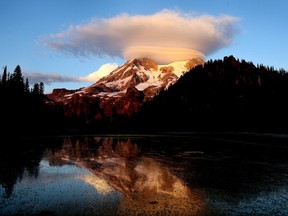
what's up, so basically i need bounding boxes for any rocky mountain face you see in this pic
[46,58,204,124]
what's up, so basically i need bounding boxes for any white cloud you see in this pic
[44,10,239,64]
[80,63,118,82]
[23,62,118,89]
[24,72,80,85]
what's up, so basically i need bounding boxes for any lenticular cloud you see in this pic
[44,10,239,64]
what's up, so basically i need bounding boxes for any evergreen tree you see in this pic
[10,65,24,95]
[24,78,30,94]
[2,66,7,87]
[39,82,44,95]
[12,65,23,83]
[32,83,40,95]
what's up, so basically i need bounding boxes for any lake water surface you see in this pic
[1,133,288,215]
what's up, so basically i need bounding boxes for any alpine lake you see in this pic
[1,132,288,215]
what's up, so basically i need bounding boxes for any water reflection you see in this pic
[0,140,46,198]
[46,137,204,215]
[1,134,288,215]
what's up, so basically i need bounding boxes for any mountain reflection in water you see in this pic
[49,137,204,215]
[1,133,288,215]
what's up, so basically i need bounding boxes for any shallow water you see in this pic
[1,133,288,215]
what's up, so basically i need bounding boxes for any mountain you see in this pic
[46,55,288,133]
[46,58,204,125]
[135,56,288,132]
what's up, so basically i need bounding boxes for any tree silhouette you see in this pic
[39,82,44,95]
[24,78,30,94]
[1,66,7,87]
[0,64,66,136]
[32,83,40,95]
[9,65,24,96]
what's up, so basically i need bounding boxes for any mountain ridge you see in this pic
[46,57,204,123]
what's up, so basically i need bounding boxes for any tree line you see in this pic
[0,65,64,136]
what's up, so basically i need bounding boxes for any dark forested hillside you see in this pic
[0,65,64,136]
[134,56,288,133]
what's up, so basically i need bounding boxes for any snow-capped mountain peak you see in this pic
[47,57,204,118]
[94,58,204,94]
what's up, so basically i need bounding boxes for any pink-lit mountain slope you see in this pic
[47,58,204,119]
